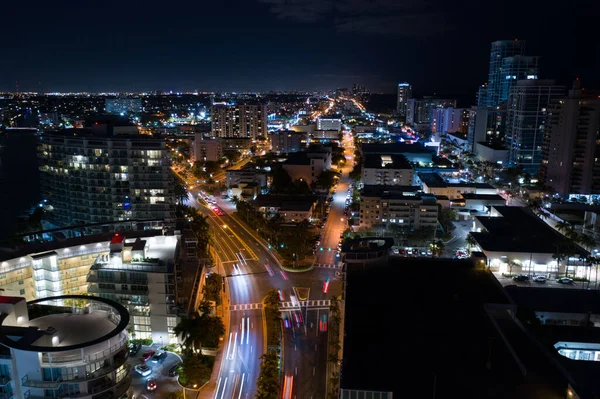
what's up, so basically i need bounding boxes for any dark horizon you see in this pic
[2,0,598,99]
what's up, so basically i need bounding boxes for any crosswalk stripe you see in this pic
[279,300,331,310]
[314,264,341,269]
[229,303,263,311]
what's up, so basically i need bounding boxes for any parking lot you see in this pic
[129,345,182,398]
[493,272,596,290]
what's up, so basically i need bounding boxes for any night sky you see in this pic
[2,0,598,100]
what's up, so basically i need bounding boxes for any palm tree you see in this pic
[565,228,580,242]
[173,176,188,204]
[173,313,203,355]
[231,195,240,206]
[578,234,596,252]
[429,240,445,258]
[556,221,572,234]
[465,234,478,252]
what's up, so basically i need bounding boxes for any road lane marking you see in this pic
[214,377,222,399]
[238,373,245,399]
[241,318,245,345]
[220,377,228,399]
[225,333,233,360]
[231,333,238,360]
[246,317,250,345]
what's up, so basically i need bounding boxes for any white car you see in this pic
[532,276,547,283]
[135,364,152,377]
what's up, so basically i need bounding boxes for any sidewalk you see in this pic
[197,269,231,398]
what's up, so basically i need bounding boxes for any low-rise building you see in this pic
[282,149,331,183]
[359,185,438,230]
[475,142,509,164]
[193,136,223,162]
[225,168,268,188]
[470,206,588,277]
[361,142,436,165]
[317,116,342,131]
[418,172,497,199]
[0,295,132,399]
[362,154,414,186]
[252,195,316,223]
[269,130,307,153]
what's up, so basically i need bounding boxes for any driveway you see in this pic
[128,345,183,398]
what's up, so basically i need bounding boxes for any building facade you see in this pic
[359,185,438,231]
[87,234,180,344]
[396,83,412,118]
[506,80,565,173]
[541,81,600,197]
[211,104,267,139]
[38,130,175,231]
[483,40,527,107]
[0,231,182,346]
[362,154,414,186]
[406,97,457,130]
[0,295,132,399]
[431,107,468,134]
[316,117,342,132]
[193,136,223,162]
[269,130,307,153]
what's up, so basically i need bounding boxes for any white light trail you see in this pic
[214,378,222,399]
[231,332,238,360]
[220,377,228,399]
[225,333,232,360]
[241,318,245,345]
[238,373,246,399]
[246,317,250,345]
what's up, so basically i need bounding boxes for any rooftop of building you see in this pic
[252,194,316,212]
[0,296,128,353]
[472,206,589,255]
[341,258,568,397]
[283,151,311,165]
[361,185,422,198]
[0,230,162,263]
[42,128,162,141]
[477,141,508,151]
[363,153,412,170]
[459,193,505,201]
[419,172,496,189]
[504,286,600,398]
[361,142,436,155]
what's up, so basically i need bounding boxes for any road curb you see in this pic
[280,263,314,273]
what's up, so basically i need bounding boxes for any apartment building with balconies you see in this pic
[362,154,414,186]
[359,185,438,230]
[87,234,180,345]
[37,128,175,234]
[0,295,132,399]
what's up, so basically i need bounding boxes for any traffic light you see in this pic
[268,244,271,249]
[280,244,284,248]
[320,247,323,251]
[328,248,331,251]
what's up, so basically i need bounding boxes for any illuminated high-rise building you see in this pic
[483,40,527,107]
[541,81,600,197]
[38,128,175,232]
[211,104,267,139]
[396,83,412,118]
[506,79,565,173]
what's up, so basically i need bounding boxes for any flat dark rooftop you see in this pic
[460,193,505,201]
[363,153,412,170]
[341,258,567,398]
[360,185,421,198]
[505,285,600,314]
[419,172,496,189]
[472,206,589,255]
[361,142,435,155]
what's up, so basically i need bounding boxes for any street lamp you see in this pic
[182,383,199,399]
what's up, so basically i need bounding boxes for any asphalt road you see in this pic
[180,122,355,399]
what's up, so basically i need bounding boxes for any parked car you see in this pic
[152,352,168,364]
[168,362,182,377]
[532,275,547,283]
[129,342,141,355]
[146,379,157,391]
[134,364,152,377]
[557,277,575,284]
[512,274,530,282]
[140,350,155,362]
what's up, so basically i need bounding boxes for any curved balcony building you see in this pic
[0,295,132,399]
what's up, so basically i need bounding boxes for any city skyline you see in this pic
[2,0,598,98]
